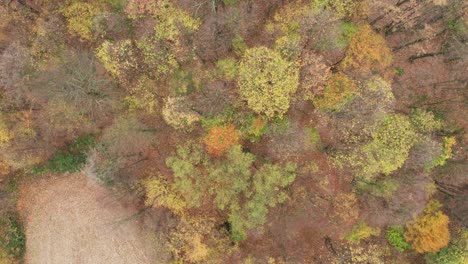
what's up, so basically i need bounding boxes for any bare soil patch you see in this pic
[17,174,169,264]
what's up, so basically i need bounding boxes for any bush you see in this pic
[204,125,240,157]
[0,211,25,259]
[345,221,380,244]
[405,200,450,253]
[33,134,96,174]
[386,226,411,252]
[238,47,299,118]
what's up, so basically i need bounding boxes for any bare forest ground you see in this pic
[17,174,170,264]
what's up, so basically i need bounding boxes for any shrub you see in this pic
[204,125,240,157]
[162,97,200,131]
[0,117,10,145]
[232,34,248,56]
[342,24,393,73]
[238,47,299,119]
[0,212,25,259]
[345,221,380,244]
[386,226,411,252]
[405,200,450,253]
[33,134,96,174]
[307,127,321,145]
[313,73,357,111]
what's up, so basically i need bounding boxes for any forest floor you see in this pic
[17,173,169,264]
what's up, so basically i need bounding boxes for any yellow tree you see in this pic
[405,200,450,253]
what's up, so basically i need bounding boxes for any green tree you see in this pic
[238,47,299,118]
[386,226,411,252]
[208,145,254,210]
[166,142,208,208]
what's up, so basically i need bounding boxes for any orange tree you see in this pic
[405,200,450,253]
[342,24,393,73]
[204,125,240,157]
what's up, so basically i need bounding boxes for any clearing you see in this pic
[18,173,169,264]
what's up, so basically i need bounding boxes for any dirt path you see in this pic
[18,174,169,264]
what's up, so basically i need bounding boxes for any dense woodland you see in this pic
[0,0,467,263]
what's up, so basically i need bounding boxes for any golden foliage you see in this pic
[342,24,393,73]
[313,73,357,111]
[405,200,450,253]
[143,176,187,215]
[61,2,103,41]
[238,47,299,119]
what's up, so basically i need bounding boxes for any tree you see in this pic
[313,0,359,18]
[61,2,103,41]
[405,200,450,253]
[95,39,138,82]
[246,162,296,227]
[165,142,208,208]
[204,125,240,157]
[352,114,417,178]
[143,175,187,215]
[342,24,393,73]
[238,47,299,119]
[298,51,331,101]
[208,145,254,211]
[162,97,200,131]
[410,109,442,134]
[425,230,467,264]
[313,73,357,111]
